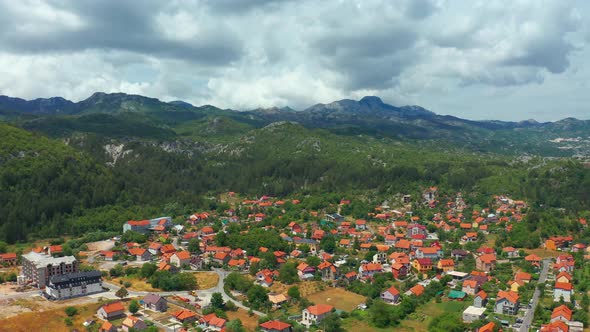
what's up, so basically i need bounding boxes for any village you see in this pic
[0,189,589,332]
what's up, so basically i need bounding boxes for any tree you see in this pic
[129,300,140,314]
[188,238,200,253]
[288,286,301,301]
[247,285,270,310]
[279,262,299,284]
[140,262,157,278]
[65,306,78,317]
[306,255,321,267]
[321,313,344,332]
[226,319,246,332]
[211,292,225,309]
[115,287,129,299]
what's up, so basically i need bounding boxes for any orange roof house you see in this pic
[306,304,334,316]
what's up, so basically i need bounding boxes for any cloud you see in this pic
[0,0,587,120]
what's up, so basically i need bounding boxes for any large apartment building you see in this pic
[45,270,103,300]
[21,252,78,288]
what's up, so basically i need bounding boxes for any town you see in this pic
[0,190,589,332]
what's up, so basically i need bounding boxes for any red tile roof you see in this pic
[306,304,334,316]
[259,320,292,330]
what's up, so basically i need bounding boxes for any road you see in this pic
[519,258,550,332]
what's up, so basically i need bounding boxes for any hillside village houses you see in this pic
[4,191,590,332]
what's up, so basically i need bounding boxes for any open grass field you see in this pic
[342,317,394,332]
[397,299,468,332]
[110,276,160,292]
[0,301,103,332]
[306,287,365,312]
[193,272,219,290]
[227,308,259,331]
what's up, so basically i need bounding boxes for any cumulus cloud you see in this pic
[0,0,588,120]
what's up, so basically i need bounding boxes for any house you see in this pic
[515,271,532,284]
[407,224,427,238]
[172,309,198,324]
[556,271,572,284]
[99,321,117,332]
[395,239,411,252]
[170,251,191,267]
[462,279,479,295]
[268,293,289,308]
[343,271,357,282]
[473,290,488,308]
[317,261,338,281]
[359,263,383,279]
[412,258,433,274]
[288,222,303,234]
[256,269,276,287]
[451,249,469,260]
[373,252,387,264]
[502,246,519,258]
[122,316,147,331]
[147,243,162,256]
[297,263,316,280]
[477,322,496,332]
[160,244,177,255]
[97,302,125,320]
[437,259,455,272]
[540,321,570,332]
[339,239,352,248]
[259,320,293,332]
[415,247,442,260]
[380,285,400,304]
[127,248,152,261]
[212,252,230,265]
[525,254,541,267]
[355,219,367,230]
[302,304,334,327]
[0,253,17,265]
[405,284,425,297]
[143,294,167,312]
[551,304,573,323]
[463,306,486,323]
[228,258,247,270]
[495,290,520,315]
[475,253,497,272]
[546,236,573,251]
[392,263,409,279]
[554,282,574,302]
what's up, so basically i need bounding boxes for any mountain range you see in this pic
[1,92,588,157]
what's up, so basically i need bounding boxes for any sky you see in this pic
[0,0,589,121]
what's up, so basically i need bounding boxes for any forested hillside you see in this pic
[0,93,589,244]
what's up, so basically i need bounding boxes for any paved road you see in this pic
[519,258,551,332]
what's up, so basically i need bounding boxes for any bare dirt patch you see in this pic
[193,272,219,290]
[227,308,259,331]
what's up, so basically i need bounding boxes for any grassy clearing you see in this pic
[0,301,103,332]
[342,317,393,332]
[524,248,562,258]
[306,288,366,312]
[227,308,259,332]
[193,272,219,290]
